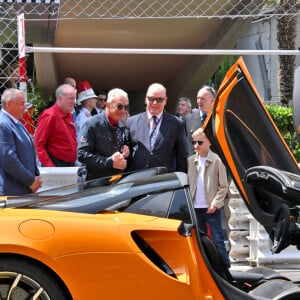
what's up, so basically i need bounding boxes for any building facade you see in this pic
[237,16,300,102]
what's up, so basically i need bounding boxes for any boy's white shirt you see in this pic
[194,156,208,208]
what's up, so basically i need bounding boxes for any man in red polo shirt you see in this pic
[35,84,77,167]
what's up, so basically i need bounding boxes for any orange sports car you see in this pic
[0,57,300,300]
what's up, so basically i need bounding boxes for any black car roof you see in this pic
[5,171,189,214]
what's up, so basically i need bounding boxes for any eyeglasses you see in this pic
[114,103,129,111]
[147,96,165,103]
[192,140,204,146]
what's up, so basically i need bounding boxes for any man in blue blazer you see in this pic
[0,88,42,196]
[127,83,187,173]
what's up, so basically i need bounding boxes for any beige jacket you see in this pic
[187,149,228,209]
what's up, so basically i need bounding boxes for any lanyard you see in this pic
[149,115,162,140]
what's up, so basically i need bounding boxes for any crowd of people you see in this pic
[0,78,230,268]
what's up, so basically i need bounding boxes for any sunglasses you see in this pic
[114,103,129,111]
[147,96,165,103]
[192,140,204,146]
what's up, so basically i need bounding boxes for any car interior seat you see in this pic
[249,279,300,299]
[198,230,300,299]
[244,166,300,252]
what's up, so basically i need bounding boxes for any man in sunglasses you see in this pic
[91,90,107,116]
[126,83,187,172]
[185,85,216,156]
[77,88,130,180]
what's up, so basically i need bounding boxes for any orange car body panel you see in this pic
[0,208,224,299]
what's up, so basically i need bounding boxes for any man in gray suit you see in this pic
[127,83,187,172]
[0,88,42,195]
[185,85,216,156]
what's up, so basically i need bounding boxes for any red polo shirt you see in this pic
[106,111,118,127]
[35,103,77,166]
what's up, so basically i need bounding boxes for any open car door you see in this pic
[204,57,300,253]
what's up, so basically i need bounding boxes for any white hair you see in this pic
[106,88,128,103]
[1,88,24,108]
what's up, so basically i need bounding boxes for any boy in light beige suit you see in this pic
[187,127,230,268]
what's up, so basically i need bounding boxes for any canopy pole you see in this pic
[26,46,300,56]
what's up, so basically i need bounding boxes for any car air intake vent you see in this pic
[131,231,177,279]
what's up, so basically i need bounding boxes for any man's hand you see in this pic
[112,152,127,170]
[121,145,130,158]
[29,176,43,193]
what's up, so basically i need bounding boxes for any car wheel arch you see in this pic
[0,253,72,300]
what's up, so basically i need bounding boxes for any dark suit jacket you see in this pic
[185,109,203,156]
[0,111,39,196]
[127,111,187,172]
[77,112,130,180]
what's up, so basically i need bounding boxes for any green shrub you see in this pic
[27,84,47,123]
[265,105,300,162]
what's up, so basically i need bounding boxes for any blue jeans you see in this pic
[195,208,231,268]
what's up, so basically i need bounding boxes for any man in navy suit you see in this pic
[127,83,187,172]
[0,88,42,196]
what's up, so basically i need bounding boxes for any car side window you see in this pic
[124,191,173,218]
[168,188,192,224]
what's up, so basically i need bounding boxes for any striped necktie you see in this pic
[150,116,158,149]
